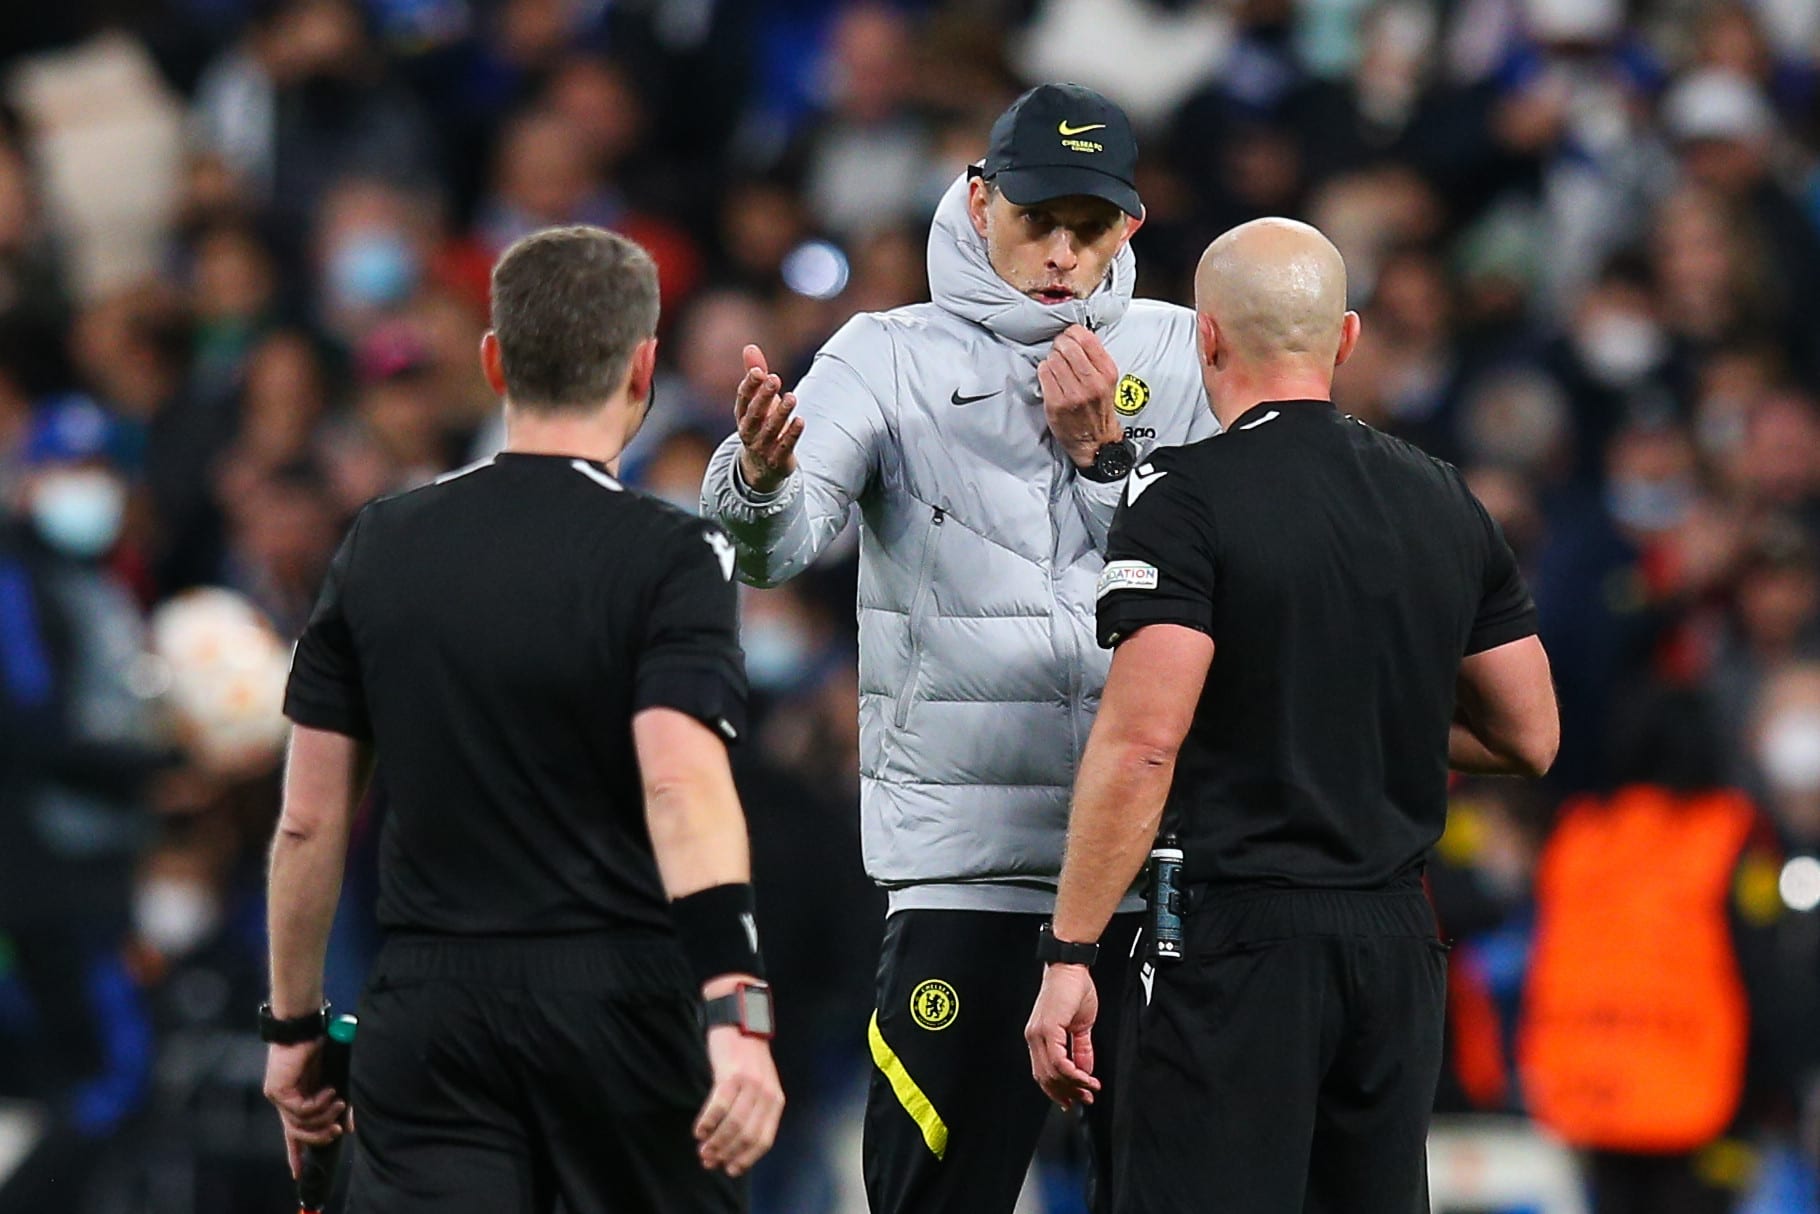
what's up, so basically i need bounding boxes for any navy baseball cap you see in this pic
[981,83,1142,218]
[22,395,120,468]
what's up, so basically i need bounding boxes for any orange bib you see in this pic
[1520,786,1756,1152]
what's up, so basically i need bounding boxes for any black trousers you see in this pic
[863,909,1140,1214]
[345,934,742,1214]
[1114,885,1445,1214]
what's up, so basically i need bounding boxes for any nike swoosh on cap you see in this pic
[951,389,999,405]
[1058,121,1108,136]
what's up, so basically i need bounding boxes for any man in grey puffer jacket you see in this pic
[702,84,1219,1214]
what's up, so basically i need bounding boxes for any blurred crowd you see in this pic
[1,0,1819,1211]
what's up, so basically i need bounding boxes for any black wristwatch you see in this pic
[1080,437,1137,483]
[258,1001,329,1044]
[1036,923,1100,966]
[704,980,776,1040]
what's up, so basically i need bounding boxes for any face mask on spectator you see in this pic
[1605,476,1692,533]
[30,468,126,558]
[133,875,222,959]
[1576,312,1667,387]
[1761,709,1820,795]
[743,616,813,693]
[329,230,420,310]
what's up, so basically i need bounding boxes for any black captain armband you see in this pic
[671,882,766,987]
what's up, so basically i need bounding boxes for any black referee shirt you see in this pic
[283,452,747,937]
[1096,400,1538,890]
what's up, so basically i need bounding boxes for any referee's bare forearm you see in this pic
[1053,624,1213,944]
[267,726,369,1017]
[1053,739,1176,944]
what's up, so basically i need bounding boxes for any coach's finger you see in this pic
[1053,331,1099,383]
[752,384,797,450]
[734,366,766,421]
[1071,325,1119,380]
[737,376,781,441]
[772,411,805,459]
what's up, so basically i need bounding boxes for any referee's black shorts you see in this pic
[1114,881,1445,1214]
[345,933,742,1214]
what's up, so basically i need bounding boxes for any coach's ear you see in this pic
[1335,311,1362,367]
[480,331,507,397]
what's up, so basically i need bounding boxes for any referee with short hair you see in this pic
[1025,218,1559,1212]
[261,225,783,1214]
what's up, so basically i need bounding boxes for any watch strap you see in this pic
[703,981,775,1039]
[1036,923,1100,966]
[259,1001,329,1044]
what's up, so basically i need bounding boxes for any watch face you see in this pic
[741,986,775,1037]
[1096,442,1135,480]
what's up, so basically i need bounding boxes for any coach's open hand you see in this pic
[735,344,804,494]
[1039,325,1123,469]
[1025,962,1102,1111]
[264,1038,348,1179]
[693,998,785,1177]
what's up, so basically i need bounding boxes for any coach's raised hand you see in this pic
[1039,324,1123,469]
[735,345,805,494]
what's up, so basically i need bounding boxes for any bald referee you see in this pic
[262,226,782,1213]
[1026,219,1558,1213]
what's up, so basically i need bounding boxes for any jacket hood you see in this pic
[927,172,1135,350]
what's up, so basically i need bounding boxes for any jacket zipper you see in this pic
[893,507,944,728]
[1050,470,1084,770]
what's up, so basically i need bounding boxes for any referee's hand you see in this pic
[694,1018,784,1177]
[1025,963,1103,1111]
[264,1039,348,1179]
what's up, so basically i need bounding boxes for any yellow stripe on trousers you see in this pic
[868,1011,950,1159]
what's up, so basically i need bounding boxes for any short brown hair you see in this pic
[489,225,660,412]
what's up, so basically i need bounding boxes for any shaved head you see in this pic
[1195,218,1349,363]
[1190,218,1359,424]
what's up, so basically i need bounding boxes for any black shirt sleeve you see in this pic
[1465,491,1540,655]
[635,520,749,745]
[284,513,372,739]
[1096,454,1218,648]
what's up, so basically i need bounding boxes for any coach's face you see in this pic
[969,179,1139,306]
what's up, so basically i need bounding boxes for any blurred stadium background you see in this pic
[1,0,1819,1210]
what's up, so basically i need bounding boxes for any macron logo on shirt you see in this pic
[704,531,736,582]
[1126,463,1167,506]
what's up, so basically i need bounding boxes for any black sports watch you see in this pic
[704,980,776,1040]
[1080,437,1137,483]
[1036,923,1100,966]
[258,1001,329,1045]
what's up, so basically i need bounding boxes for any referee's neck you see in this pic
[502,399,636,475]
[1210,375,1335,431]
